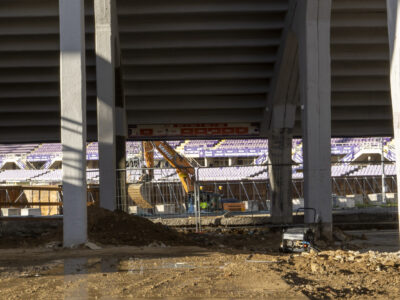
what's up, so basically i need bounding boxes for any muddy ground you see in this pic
[0,228,399,299]
[1,210,400,299]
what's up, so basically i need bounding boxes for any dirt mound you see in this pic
[0,207,193,248]
[87,206,189,246]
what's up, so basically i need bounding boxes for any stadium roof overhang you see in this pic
[0,0,394,143]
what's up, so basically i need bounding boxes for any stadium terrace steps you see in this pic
[0,137,396,165]
[176,140,190,152]
[118,0,289,125]
[0,0,394,141]
[248,167,268,179]
[0,137,396,183]
[0,169,49,182]
[331,0,392,136]
[213,140,225,150]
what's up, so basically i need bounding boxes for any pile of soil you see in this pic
[0,207,194,248]
[0,228,62,249]
[0,208,305,250]
[87,206,190,246]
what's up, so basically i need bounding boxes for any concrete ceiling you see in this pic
[0,0,393,142]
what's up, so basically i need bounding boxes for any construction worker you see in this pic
[200,200,208,211]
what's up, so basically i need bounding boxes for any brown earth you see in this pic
[0,245,399,299]
[87,206,189,246]
[0,209,400,299]
[0,207,192,248]
[0,207,283,250]
[279,249,400,299]
[0,246,306,300]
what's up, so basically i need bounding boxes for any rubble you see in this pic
[278,248,400,299]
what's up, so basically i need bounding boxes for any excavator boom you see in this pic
[148,141,195,194]
[128,141,196,209]
[142,140,154,179]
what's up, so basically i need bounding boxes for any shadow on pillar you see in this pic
[268,128,293,224]
[115,65,128,211]
[116,135,127,211]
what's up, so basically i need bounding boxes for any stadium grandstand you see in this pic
[0,138,395,189]
[0,0,399,249]
[0,136,397,238]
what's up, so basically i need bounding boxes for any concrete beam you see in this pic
[386,0,400,241]
[59,0,87,246]
[261,0,298,134]
[296,0,332,238]
[94,0,117,211]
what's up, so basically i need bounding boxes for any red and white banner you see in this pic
[129,123,260,139]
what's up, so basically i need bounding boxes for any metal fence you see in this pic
[2,162,396,221]
[117,162,398,220]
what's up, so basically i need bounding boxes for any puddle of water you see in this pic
[49,256,227,278]
[100,257,119,273]
[64,258,88,299]
[48,256,229,299]
[121,257,196,275]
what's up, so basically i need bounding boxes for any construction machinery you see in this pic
[128,141,211,211]
[128,141,246,213]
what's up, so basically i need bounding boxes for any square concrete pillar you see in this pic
[95,0,117,211]
[296,0,333,238]
[59,0,87,247]
[95,0,128,212]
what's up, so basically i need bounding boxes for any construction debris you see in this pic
[277,249,400,299]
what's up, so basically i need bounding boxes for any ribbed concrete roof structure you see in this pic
[0,0,97,142]
[0,0,394,142]
[331,0,391,136]
[118,0,288,126]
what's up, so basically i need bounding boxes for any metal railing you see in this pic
[0,162,397,220]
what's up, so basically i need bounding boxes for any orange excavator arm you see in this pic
[142,141,195,194]
[142,141,154,179]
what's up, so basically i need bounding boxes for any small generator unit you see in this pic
[280,227,315,253]
[280,207,318,253]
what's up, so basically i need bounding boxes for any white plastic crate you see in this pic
[1,208,21,217]
[243,200,259,212]
[155,204,175,214]
[128,206,150,215]
[21,208,41,216]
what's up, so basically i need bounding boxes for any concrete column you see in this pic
[228,158,233,167]
[386,0,400,238]
[59,0,87,246]
[297,0,332,237]
[115,66,128,211]
[268,129,293,223]
[95,0,117,211]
